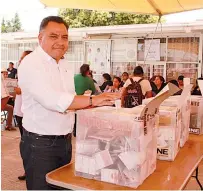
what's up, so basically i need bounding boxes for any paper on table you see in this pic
[198,80,203,96]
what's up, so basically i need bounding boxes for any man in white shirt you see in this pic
[18,16,119,190]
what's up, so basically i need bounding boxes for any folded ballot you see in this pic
[75,83,179,188]
[189,96,203,135]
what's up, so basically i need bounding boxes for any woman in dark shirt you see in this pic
[192,78,203,96]
[153,75,166,95]
[99,73,113,92]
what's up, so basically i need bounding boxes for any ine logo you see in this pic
[189,128,200,134]
[157,148,169,156]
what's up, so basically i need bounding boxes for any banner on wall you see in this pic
[144,39,160,61]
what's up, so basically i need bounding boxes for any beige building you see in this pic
[1,21,203,84]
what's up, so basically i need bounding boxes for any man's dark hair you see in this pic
[39,16,69,32]
[133,66,144,76]
[9,62,14,65]
[156,75,165,83]
[80,64,90,77]
[122,72,129,76]
[178,75,184,81]
[114,76,121,83]
[102,73,112,81]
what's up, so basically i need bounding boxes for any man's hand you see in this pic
[92,92,121,107]
[14,87,21,95]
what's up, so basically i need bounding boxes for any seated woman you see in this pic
[120,72,129,87]
[153,75,166,95]
[192,78,203,96]
[99,73,113,92]
[74,64,96,95]
[105,77,122,93]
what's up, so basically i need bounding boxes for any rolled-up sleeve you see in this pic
[18,58,75,113]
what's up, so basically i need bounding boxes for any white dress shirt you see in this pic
[18,46,76,135]
[14,94,23,117]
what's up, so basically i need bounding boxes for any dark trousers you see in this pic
[15,115,23,137]
[20,129,72,190]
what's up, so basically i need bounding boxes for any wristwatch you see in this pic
[89,95,93,106]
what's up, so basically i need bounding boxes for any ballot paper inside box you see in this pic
[75,106,158,188]
[189,96,203,135]
[156,106,182,161]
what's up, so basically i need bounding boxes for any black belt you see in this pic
[23,128,72,140]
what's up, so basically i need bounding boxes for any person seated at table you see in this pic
[192,77,203,96]
[169,80,182,95]
[2,69,8,79]
[153,75,166,95]
[1,96,15,131]
[120,72,129,87]
[178,75,184,90]
[105,77,122,93]
[74,64,96,95]
[100,73,113,92]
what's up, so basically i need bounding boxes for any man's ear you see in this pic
[38,32,43,43]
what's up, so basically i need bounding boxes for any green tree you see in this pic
[1,13,22,33]
[11,13,22,32]
[1,18,7,33]
[58,9,162,28]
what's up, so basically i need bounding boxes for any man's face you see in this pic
[38,21,68,62]
[9,63,13,69]
[178,80,184,87]
[3,71,8,78]
[122,74,129,81]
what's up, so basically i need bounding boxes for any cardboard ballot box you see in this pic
[156,96,191,148]
[143,85,192,161]
[75,106,158,188]
[189,96,203,135]
[157,105,181,161]
[75,83,179,188]
[143,85,192,149]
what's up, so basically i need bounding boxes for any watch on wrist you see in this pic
[89,95,93,106]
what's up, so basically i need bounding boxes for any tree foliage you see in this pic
[58,9,162,28]
[1,13,22,33]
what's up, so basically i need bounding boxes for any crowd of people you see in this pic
[78,65,202,98]
[1,15,203,190]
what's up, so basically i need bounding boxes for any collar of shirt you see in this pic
[37,45,65,66]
